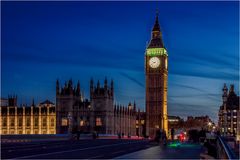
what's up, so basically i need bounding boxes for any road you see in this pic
[1,139,153,159]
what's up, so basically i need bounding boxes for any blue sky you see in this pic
[1,1,239,122]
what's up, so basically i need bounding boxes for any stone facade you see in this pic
[56,78,144,136]
[0,96,56,135]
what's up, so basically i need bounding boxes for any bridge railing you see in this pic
[216,135,237,159]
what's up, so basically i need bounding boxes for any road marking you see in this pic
[2,140,69,150]
[111,150,125,154]
[12,141,146,159]
[2,140,92,152]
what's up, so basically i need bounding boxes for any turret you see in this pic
[76,80,81,96]
[90,78,94,100]
[68,79,73,95]
[133,101,136,111]
[32,98,35,107]
[229,84,234,93]
[222,83,228,104]
[104,77,108,90]
[111,79,114,96]
[8,95,17,107]
[56,79,60,95]
[128,102,132,110]
[97,80,100,89]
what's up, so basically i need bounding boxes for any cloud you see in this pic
[118,72,144,88]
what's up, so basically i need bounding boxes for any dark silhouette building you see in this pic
[56,78,144,136]
[218,84,239,140]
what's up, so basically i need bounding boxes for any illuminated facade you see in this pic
[145,13,168,138]
[56,79,142,136]
[1,79,144,136]
[0,96,56,135]
[218,84,240,140]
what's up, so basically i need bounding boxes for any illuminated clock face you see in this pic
[165,58,168,69]
[149,57,160,68]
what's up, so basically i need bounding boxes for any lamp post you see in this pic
[208,122,212,131]
[68,112,72,135]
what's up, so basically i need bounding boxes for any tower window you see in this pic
[80,120,84,126]
[2,117,7,127]
[26,117,31,126]
[34,117,38,127]
[10,118,14,126]
[18,118,23,126]
[42,118,47,127]
[96,118,102,126]
[61,118,68,126]
[50,118,55,127]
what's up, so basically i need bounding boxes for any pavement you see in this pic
[116,141,205,159]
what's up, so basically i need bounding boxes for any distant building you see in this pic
[218,84,240,140]
[185,115,214,130]
[0,96,56,135]
[56,78,143,136]
[168,115,184,129]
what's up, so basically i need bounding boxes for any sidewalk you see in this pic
[116,142,204,159]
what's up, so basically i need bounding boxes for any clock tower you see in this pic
[145,12,168,138]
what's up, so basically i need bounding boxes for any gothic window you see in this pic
[61,118,68,126]
[80,120,84,126]
[18,118,23,126]
[26,117,31,127]
[42,117,47,127]
[34,117,38,127]
[50,118,55,127]
[96,117,102,126]
[150,96,154,101]
[10,118,14,126]
[2,117,7,127]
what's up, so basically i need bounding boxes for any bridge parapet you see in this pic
[216,136,238,159]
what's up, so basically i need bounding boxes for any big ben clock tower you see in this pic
[145,12,168,138]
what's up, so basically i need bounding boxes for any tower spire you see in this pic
[148,10,164,48]
[152,9,160,32]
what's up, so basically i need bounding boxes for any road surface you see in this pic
[1,139,153,159]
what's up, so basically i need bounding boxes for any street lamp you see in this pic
[68,112,72,135]
[208,122,212,131]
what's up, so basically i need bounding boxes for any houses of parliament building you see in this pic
[0,79,146,136]
[0,97,56,135]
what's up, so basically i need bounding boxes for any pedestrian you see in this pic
[162,130,167,145]
[118,132,121,139]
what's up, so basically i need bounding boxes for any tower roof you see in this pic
[152,12,160,32]
[147,11,164,49]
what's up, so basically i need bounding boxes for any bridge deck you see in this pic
[117,142,205,159]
